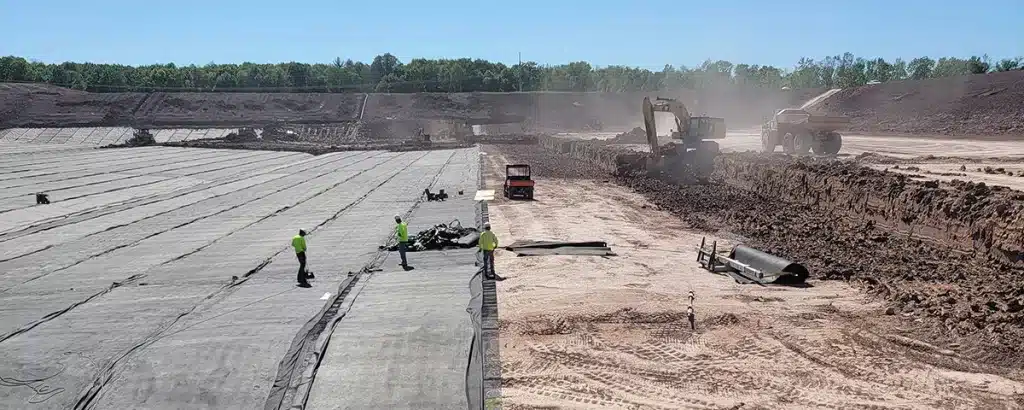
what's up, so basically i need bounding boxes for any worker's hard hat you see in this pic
[299,229,307,236]
[394,215,402,221]
[483,223,491,230]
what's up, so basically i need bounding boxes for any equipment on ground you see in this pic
[423,188,449,201]
[760,108,851,155]
[503,164,535,200]
[35,193,50,205]
[696,237,809,285]
[640,97,726,183]
[504,240,616,257]
[382,219,478,252]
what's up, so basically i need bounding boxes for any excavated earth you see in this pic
[5,71,1024,138]
[817,70,1024,137]
[496,140,1024,367]
[1,85,819,131]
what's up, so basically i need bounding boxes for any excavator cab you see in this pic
[688,117,726,140]
[640,96,726,183]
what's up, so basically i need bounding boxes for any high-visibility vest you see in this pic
[292,235,307,253]
[479,230,498,251]
[396,222,409,242]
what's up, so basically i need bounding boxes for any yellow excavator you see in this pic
[638,96,726,183]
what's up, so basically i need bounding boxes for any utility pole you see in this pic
[518,52,523,92]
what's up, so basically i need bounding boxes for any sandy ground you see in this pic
[481,150,1024,409]
[719,130,1024,158]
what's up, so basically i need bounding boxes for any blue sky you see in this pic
[1,0,1020,70]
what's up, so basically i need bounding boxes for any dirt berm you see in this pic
[364,88,822,130]
[511,139,1024,366]
[817,70,1024,137]
[720,153,1024,261]
[1,86,819,130]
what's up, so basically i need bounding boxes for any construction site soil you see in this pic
[5,72,1024,138]
[1,85,819,131]
[493,141,1024,369]
[816,70,1024,137]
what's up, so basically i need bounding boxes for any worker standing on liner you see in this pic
[395,215,412,270]
[292,229,314,288]
[478,224,505,281]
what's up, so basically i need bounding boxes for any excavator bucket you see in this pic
[642,97,659,157]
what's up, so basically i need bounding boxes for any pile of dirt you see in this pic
[133,92,365,127]
[495,141,1024,366]
[609,127,647,144]
[100,129,156,148]
[0,85,145,127]
[362,88,820,131]
[817,70,1024,137]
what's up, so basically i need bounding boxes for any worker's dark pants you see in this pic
[398,242,409,266]
[296,252,307,283]
[482,250,495,277]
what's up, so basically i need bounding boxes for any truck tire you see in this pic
[794,133,813,154]
[782,133,795,154]
[814,132,842,155]
[761,130,775,153]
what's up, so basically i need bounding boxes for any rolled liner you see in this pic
[729,244,809,284]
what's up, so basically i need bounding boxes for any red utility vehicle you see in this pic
[503,164,534,200]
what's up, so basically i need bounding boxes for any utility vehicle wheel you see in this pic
[782,133,796,154]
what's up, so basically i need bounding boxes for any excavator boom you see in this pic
[642,97,660,157]
[638,96,727,183]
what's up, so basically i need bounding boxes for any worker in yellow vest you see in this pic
[478,223,504,281]
[292,229,313,288]
[395,215,412,270]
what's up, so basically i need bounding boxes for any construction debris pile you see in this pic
[489,141,1024,367]
[384,219,479,252]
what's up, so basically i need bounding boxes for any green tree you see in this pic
[994,57,1022,72]
[1,51,1017,94]
[907,57,936,80]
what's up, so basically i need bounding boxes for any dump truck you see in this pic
[635,97,726,183]
[760,108,851,155]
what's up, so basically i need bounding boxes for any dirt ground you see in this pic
[816,70,1024,137]
[4,70,1023,138]
[717,130,1024,158]
[482,145,1024,409]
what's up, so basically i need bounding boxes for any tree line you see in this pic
[0,53,1020,93]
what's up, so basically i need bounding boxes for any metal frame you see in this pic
[696,237,782,285]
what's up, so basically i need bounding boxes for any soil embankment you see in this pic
[505,139,1024,366]
[0,86,817,131]
[3,70,1023,139]
[817,70,1024,137]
